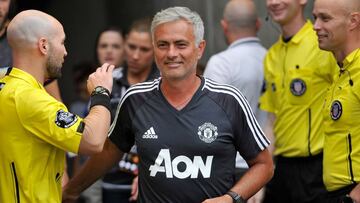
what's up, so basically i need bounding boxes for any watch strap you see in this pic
[227,191,245,203]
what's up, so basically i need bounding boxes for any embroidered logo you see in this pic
[198,122,218,143]
[143,127,158,139]
[290,78,306,96]
[55,110,78,128]
[330,100,342,120]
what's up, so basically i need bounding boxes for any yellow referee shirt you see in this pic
[260,21,337,157]
[323,49,360,191]
[0,68,83,202]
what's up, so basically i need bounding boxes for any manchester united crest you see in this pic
[330,100,342,120]
[198,122,218,143]
[290,78,306,96]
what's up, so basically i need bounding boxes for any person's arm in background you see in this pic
[45,80,62,101]
[62,139,123,203]
[349,183,360,202]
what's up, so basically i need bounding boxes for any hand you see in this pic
[62,184,80,203]
[129,176,139,202]
[349,184,360,203]
[61,171,69,187]
[87,63,115,95]
[247,187,265,203]
[201,194,233,203]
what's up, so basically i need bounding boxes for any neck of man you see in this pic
[280,16,306,39]
[12,51,46,85]
[161,73,200,110]
[333,33,360,63]
[127,66,152,86]
[227,30,257,45]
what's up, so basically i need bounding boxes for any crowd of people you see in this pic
[0,0,359,203]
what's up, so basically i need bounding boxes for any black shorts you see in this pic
[263,153,327,203]
[325,184,356,203]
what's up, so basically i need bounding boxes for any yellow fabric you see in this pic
[323,49,360,191]
[0,68,82,202]
[260,21,337,157]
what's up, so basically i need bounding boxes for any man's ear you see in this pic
[38,38,48,55]
[197,40,206,59]
[221,19,228,34]
[349,12,360,31]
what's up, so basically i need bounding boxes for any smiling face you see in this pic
[153,20,205,81]
[266,0,306,25]
[313,0,350,52]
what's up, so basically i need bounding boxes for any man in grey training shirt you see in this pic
[63,6,273,203]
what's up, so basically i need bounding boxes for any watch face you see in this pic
[92,86,109,96]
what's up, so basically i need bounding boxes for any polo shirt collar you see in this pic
[342,48,360,71]
[228,37,260,49]
[8,67,44,89]
[280,20,313,45]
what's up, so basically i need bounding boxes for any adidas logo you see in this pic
[142,127,158,139]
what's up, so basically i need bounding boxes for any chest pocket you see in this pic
[286,68,313,105]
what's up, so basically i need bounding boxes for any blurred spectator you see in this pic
[0,0,14,67]
[204,1,267,202]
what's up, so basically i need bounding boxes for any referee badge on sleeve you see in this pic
[290,78,306,96]
[55,110,78,128]
[330,100,342,120]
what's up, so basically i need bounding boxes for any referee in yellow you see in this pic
[313,0,360,202]
[260,0,338,202]
[0,10,114,202]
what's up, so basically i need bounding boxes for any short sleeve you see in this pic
[17,87,82,154]
[229,90,270,160]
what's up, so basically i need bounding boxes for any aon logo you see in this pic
[149,149,213,179]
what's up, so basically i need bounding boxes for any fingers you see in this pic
[97,63,115,73]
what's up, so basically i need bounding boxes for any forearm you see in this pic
[80,105,111,154]
[64,139,122,198]
[230,149,274,200]
[350,183,360,202]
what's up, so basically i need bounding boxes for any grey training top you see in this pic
[109,76,269,203]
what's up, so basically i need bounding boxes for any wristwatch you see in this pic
[91,86,110,97]
[227,191,245,203]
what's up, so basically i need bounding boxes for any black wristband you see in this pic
[227,191,245,203]
[89,93,111,112]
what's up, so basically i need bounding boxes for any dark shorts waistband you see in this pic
[327,184,357,198]
[276,152,323,163]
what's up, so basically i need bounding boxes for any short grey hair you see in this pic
[151,7,204,46]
